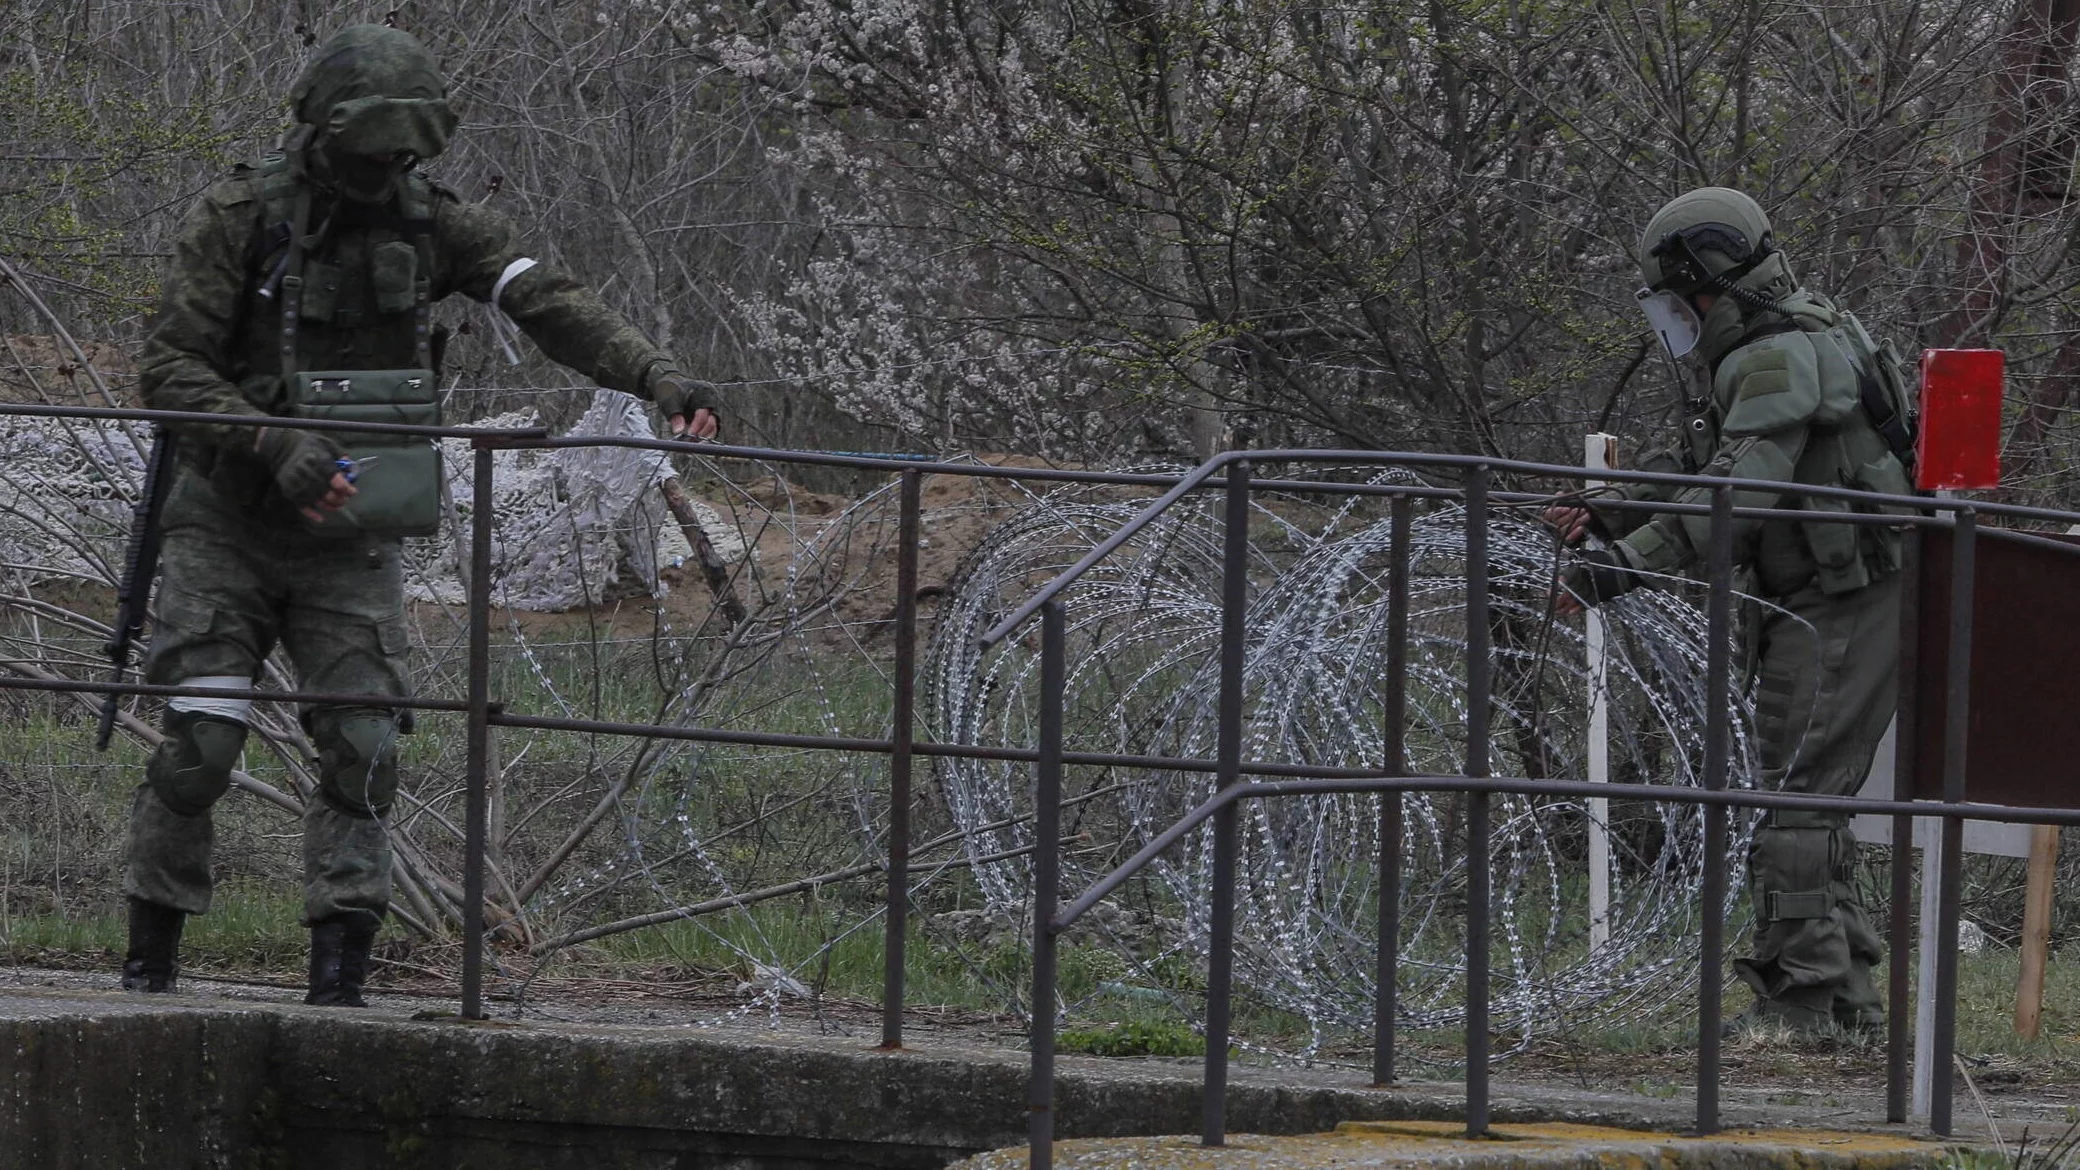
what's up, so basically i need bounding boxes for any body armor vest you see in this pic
[1714,302,1915,596]
[211,153,443,536]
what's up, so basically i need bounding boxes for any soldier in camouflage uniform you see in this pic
[1550,188,1916,1033]
[124,24,718,1005]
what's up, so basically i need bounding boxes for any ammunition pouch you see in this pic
[290,369,442,538]
[1801,508,1870,596]
[1752,823,1858,924]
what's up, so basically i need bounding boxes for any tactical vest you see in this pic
[208,152,444,536]
[1712,303,1916,597]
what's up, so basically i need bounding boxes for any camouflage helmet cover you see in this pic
[290,25,457,160]
[1636,187,1777,296]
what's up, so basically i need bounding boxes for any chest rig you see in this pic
[253,156,443,537]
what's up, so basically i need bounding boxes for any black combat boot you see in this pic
[121,898,186,993]
[305,916,379,1007]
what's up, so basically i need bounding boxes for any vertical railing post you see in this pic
[1203,459,1251,1147]
[1931,508,1975,1137]
[1887,805,1914,1123]
[1696,485,1733,1135]
[1463,465,1491,1138]
[1888,527,1920,1124]
[1374,492,1411,1086]
[462,443,494,1020]
[1028,600,1067,1170]
[882,469,922,1050]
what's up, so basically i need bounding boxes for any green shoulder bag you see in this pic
[273,185,445,538]
[289,370,443,537]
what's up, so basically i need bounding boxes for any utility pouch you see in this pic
[290,369,441,537]
[1802,509,1871,596]
[1850,455,1911,577]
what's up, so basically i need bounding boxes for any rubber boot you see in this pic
[305,917,377,1007]
[1723,985,1836,1038]
[121,898,186,993]
[1833,958,1886,1034]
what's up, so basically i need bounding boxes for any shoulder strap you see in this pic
[250,154,302,303]
[277,189,313,382]
[1838,313,1917,467]
[400,174,436,369]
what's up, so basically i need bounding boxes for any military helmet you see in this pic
[1636,188,1778,297]
[291,25,458,161]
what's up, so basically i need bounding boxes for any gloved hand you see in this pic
[649,371,720,440]
[255,426,353,518]
[1543,504,1596,546]
[1557,547,1641,611]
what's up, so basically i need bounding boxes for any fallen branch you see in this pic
[530,836,1088,955]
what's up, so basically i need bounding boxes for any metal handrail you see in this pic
[24,401,2079,545]
[979,444,2080,648]
[0,400,549,441]
[0,399,2061,1154]
[0,674,485,713]
[1052,774,2080,933]
[985,448,2060,1166]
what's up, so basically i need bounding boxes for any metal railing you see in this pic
[978,448,2080,1168]
[4,403,1517,1029]
[4,403,2078,1158]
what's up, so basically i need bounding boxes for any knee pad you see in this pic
[311,708,401,819]
[147,712,248,817]
[1749,826,1841,923]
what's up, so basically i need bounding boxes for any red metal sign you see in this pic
[1916,349,2003,491]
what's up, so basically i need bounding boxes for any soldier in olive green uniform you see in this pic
[1551,188,1916,1032]
[124,24,718,1005]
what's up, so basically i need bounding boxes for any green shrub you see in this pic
[1057,1019,1206,1058]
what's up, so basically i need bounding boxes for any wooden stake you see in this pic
[2014,823,2060,1040]
[660,476,748,625]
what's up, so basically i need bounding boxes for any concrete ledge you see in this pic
[2,997,272,1169]
[0,987,1952,1169]
[953,1120,1953,1170]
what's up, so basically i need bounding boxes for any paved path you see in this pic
[955,1120,1952,1170]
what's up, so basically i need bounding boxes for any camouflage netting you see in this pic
[0,388,742,612]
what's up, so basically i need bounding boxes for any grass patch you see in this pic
[579,902,1019,1009]
[1059,1020,1206,1058]
[1,881,307,972]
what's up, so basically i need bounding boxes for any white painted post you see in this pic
[1584,434,1617,954]
[1914,819,1939,1118]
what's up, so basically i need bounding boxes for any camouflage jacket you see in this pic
[139,152,678,507]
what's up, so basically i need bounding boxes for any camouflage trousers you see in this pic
[124,470,411,929]
[1734,572,1900,1028]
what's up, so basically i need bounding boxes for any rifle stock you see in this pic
[97,426,177,751]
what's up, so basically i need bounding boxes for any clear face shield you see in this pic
[1635,287,1702,360]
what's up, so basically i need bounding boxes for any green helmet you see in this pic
[1637,187,1797,299]
[290,25,458,200]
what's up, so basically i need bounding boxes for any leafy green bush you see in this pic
[1057,1019,1206,1058]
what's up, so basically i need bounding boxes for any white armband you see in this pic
[167,675,255,725]
[491,257,539,309]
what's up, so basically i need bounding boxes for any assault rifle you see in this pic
[97,426,178,750]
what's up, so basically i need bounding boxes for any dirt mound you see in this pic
[0,334,138,405]
[498,453,1175,645]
